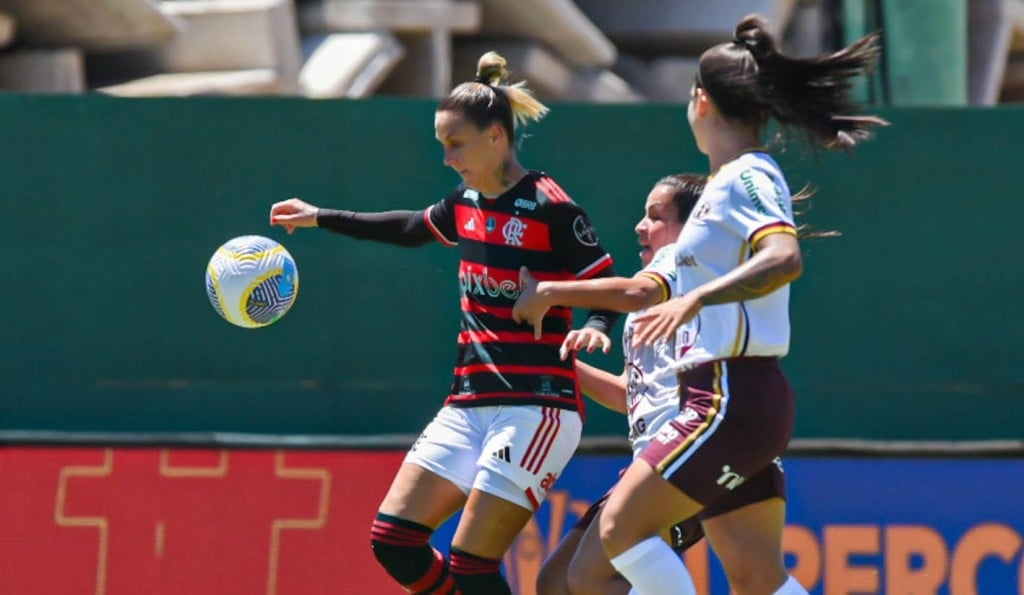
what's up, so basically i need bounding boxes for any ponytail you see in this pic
[437,51,548,145]
[698,14,888,150]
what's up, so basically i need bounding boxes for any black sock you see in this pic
[449,546,510,595]
[370,513,457,593]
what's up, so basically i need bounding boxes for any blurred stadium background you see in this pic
[0,0,1021,103]
[0,1,1022,594]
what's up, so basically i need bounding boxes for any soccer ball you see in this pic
[205,235,299,328]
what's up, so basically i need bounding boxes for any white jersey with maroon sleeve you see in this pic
[673,151,797,368]
[622,245,695,457]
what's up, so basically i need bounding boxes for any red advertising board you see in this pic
[0,447,409,594]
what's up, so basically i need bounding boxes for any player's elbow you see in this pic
[623,279,664,311]
[775,248,803,284]
[620,289,652,312]
[759,236,803,285]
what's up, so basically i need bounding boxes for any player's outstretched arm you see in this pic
[513,267,665,336]
[270,197,436,247]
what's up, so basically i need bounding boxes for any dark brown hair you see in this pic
[436,51,548,146]
[655,173,707,222]
[697,14,888,150]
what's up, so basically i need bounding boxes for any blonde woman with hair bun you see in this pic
[270,51,620,594]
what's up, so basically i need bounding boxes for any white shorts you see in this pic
[404,405,583,511]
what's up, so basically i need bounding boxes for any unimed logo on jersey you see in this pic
[739,170,770,215]
[459,266,521,299]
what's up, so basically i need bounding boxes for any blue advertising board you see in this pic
[434,455,1024,594]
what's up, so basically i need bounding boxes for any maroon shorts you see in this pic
[640,357,794,508]
[574,477,705,552]
[700,456,786,520]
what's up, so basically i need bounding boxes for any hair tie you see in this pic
[473,74,491,85]
[733,36,756,50]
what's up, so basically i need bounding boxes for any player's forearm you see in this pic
[316,209,434,247]
[575,361,627,413]
[694,241,802,306]
[538,276,663,314]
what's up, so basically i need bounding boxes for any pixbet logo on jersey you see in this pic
[459,265,521,299]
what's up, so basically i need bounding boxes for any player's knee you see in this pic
[369,513,435,584]
[597,507,633,557]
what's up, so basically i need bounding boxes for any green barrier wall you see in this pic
[0,96,1020,440]
[843,0,968,105]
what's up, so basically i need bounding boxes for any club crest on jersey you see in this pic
[572,215,599,246]
[503,217,527,246]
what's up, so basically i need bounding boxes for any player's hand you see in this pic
[270,198,319,234]
[559,328,611,360]
[513,267,550,340]
[631,292,702,348]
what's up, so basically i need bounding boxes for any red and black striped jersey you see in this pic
[423,172,616,411]
[316,171,617,412]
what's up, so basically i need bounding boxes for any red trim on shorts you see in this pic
[522,408,561,474]
[525,487,542,511]
[520,408,552,472]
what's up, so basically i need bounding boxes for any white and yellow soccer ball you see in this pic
[205,235,299,328]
